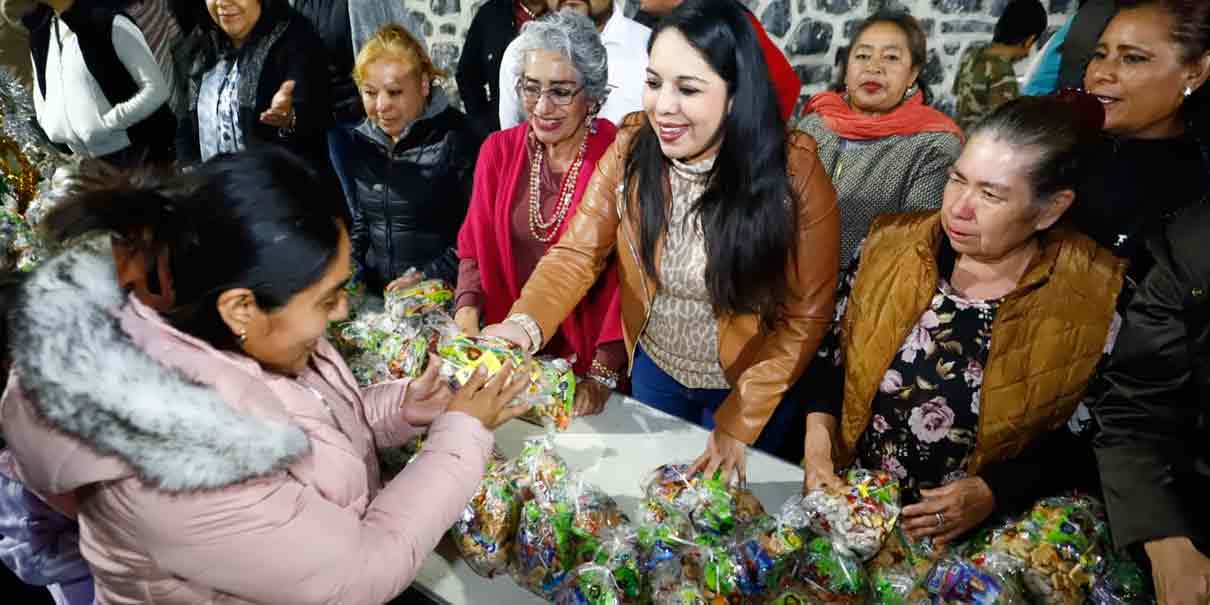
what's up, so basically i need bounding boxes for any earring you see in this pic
[1185,86,1194,97]
[238,329,247,346]
[904,84,919,99]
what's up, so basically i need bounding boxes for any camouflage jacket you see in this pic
[953,45,1019,133]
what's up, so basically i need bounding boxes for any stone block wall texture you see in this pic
[407,0,1076,118]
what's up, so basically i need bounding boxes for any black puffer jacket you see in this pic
[1094,198,1210,553]
[345,89,483,290]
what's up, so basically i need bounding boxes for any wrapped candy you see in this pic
[513,497,578,598]
[732,498,813,600]
[972,495,1109,605]
[437,335,576,429]
[384,278,454,318]
[512,436,572,503]
[801,468,902,561]
[867,526,943,605]
[554,530,642,605]
[512,480,629,599]
[510,439,627,599]
[555,564,626,605]
[329,302,456,385]
[640,464,765,539]
[923,555,1029,605]
[770,536,868,604]
[869,562,928,605]
[1090,551,1154,605]
[451,458,522,578]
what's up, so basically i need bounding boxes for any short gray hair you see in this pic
[511,9,610,108]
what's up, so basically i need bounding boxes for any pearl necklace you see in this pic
[527,132,588,243]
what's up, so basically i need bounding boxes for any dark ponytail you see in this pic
[967,91,1105,202]
[43,147,344,349]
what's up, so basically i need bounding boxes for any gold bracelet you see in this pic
[588,360,621,389]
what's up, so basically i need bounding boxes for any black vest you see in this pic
[25,4,176,162]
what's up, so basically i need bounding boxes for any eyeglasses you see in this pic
[517,79,584,106]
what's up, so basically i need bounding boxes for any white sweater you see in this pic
[32,14,169,158]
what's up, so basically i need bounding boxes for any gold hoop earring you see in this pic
[238,329,248,347]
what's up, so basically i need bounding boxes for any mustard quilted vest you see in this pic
[837,212,1125,473]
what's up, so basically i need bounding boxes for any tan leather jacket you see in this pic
[511,113,840,444]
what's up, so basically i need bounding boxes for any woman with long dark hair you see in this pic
[483,0,840,479]
[0,149,530,603]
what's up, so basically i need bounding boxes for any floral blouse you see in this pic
[817,244,1001,504]
[813,243,1119,508]
[854,278,1000,503]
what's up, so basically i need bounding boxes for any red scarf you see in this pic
[804,91,964,141]
[456,119,623,376]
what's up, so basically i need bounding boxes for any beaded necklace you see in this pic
[527,130,589,243]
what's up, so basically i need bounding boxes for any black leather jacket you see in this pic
[345,90,482,290]
[1094,199,1210,553]
[454,0,520,133]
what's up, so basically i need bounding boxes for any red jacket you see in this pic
[746,11,801,122]
[457,119,625,377]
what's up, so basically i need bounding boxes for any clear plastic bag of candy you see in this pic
[867,525,944,605]
[437,335,575,429]
[1090,550,1155,605]
[450,457,522,578]
[923,555,1030,605]
[511,461,627,599]
[554,529,642,605]
[770,535,869,604]
[637,537,730,605]
[869,561,929,605]
[511,435,572,503]
[732,497,813,600]
[640,463,765,539]
[972,495,1110,605]
[511,491,628,598]
[384,277,454,318]
[800,468,902,561]
[513,495,578,598]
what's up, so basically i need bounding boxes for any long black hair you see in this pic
[42,147,344,349]
[625,0,795,325]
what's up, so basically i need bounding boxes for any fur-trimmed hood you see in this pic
[2,247,309,494]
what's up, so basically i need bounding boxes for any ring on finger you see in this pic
[935,511,945,528]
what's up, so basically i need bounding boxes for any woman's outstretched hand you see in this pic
[689,429,747,486]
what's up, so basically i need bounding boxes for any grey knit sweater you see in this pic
[798,113,962,268]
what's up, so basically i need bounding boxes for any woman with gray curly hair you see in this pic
[456,9,626,417]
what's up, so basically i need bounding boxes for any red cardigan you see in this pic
[747,11,801,122]
[456,120,624,376]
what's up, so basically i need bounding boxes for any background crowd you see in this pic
[0,0,1206,604]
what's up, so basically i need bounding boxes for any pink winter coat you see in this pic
[0,248,493,604]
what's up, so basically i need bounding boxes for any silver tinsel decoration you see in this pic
[1,66,74,272]
[0,65,69,181]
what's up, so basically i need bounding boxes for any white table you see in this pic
[412,393,805,604]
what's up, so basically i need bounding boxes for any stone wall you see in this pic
[407,0,1077,118]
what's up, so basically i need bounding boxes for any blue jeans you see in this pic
[630,346,802,461]
[327,119,360,217]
